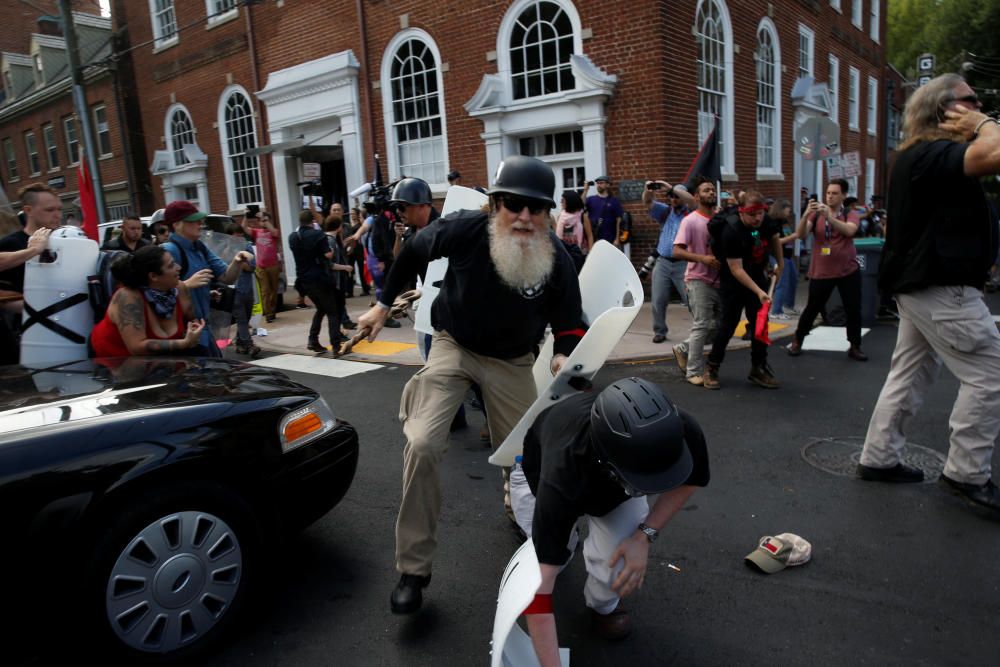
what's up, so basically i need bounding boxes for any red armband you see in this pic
[553,328,586,340]
[522,593,553,615]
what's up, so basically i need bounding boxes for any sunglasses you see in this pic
[155,228,169,235]
[499,194,548,215]
[948,94,981,107]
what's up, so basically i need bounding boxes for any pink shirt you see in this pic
[250,227,279,268]
[556,210,586,251]
[807,209,860,280]
[674,210,719,287]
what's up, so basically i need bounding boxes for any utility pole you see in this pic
[58,0,108,224]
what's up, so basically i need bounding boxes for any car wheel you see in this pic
[85,483,261,664]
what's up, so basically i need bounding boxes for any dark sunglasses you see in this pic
[154,228,169,235]
[498,194,548,215]
[948,94,981,106]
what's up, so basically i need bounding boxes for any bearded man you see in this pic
[357,155,585,615]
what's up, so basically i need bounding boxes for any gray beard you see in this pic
[487,215,556,290]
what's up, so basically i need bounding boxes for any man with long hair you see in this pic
[356,155,585,615]
[857,74,1000,515]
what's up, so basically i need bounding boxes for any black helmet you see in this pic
[487,155,556,208]
[390,177,433,206]
[590,378,692,495]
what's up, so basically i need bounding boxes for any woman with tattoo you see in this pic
[90,245,213,356]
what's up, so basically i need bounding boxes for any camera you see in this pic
[586,180,595,186]
[646,182,664,191]
[637,251,659,280]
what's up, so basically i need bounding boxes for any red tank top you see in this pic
[91,291,186,357]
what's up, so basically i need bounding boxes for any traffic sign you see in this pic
[918,53,935,73]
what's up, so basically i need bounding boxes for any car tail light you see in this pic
[278,398,336,453]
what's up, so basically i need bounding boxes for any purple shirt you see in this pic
[585,194,624,243]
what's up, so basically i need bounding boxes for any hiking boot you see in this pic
[672,344,688,373]
[702,363,720,390]
[390,573,431,614]
[236,342,262,358]
[748,363,780,389]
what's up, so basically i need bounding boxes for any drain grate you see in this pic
[801,436,946,484]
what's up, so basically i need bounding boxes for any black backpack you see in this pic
[707,206,741,261]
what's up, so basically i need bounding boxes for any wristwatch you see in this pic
[638,523,659,543]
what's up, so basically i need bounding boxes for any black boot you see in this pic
[390,573,431,614]
[939,475,1000,513]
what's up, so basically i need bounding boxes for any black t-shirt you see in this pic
[101,235,151,254]
[880,140,998,294]
[522,392,711,566]
[380,210,585,359]
[288,226,331,283]
[719,215,780,286]
[0,230,30,292]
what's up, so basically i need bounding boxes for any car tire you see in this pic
[82,482,262,665]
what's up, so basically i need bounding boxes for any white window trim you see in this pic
[830,0,842,12]
[164,102,197,169]
[205,0,239,27]
[695,0,736,178]
[25,131,40,176]
[828,54,840,122]
[755,17,782,178]
[848,66,860,131]
[496,0,584,106]
[867,75,878,137]
[4,138,19,182]
[217,84,263,211]
[148,0,179,50]
[92,104,113,157]
[869,0,880,42]
[380,28,450,192]
[797,24,815,79]
[852,0,863,29]
[63,116,79,166]
[42,124,59,172]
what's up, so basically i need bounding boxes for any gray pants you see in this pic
[860,286,1000,485]
[675,279,720,377]
[651,256,688,336]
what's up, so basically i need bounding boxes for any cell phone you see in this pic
[808,195,818,203]
[586,180,595,186]
[647,182,664,190]
[246,204,260,217]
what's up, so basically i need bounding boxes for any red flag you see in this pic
[754,304,771,345]
[78,149,99,241]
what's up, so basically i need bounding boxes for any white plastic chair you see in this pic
[491,240,643,466]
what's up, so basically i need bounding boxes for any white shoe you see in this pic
[771,313,792,321]
[686,374,704,386]
[782,306,801,316]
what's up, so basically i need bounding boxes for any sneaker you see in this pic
[748,363,780,389]
[702,364,720,390]
[686,374,704,386]
[296,301,310,309]
[857,462,924,483]
[771,313,792,321]
[307,340,327,353]
[390,573,431,614]
[782,306,801,316]
[672,344,688,373]
[652,334,667,344]
[785,340,802,356]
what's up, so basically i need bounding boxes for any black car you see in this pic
[0,357,359,664]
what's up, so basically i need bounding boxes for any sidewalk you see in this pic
[253,281,810,365]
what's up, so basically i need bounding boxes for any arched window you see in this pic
[167,106,195,167]
[384,33,447,184]
[755,19,781,175]
[509,1,575,100]
[219,87,262,207]
[695,0,733,173]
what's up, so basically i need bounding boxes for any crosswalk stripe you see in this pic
[250,354,383,378]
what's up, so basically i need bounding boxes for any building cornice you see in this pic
[257,50,360,106]
[0,66,109,121]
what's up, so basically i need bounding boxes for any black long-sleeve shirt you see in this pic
[380,210,585,359]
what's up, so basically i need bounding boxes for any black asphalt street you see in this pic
[210,320,1000,667]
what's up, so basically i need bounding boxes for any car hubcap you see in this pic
[106,511,242,653]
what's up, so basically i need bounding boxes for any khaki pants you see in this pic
[256,264,280,318]
[860,286,1000,484]
[395,330,536,575]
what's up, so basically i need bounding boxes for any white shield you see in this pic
[490,240,643,466]
[414,186,489,336]
[490,539,570,667]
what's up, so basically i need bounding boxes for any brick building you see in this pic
[0,4,150,224]
[117,0,888,275]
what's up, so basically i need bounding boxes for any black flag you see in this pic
[683,116,721,192]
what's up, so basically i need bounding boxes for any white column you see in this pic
[580,119,606,182]
[481,127,504,187]
[341,117,365,197]
[269,131,298,282]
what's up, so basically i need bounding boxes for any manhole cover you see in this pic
[801,436,945,484]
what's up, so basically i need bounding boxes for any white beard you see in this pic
[488,215,556,291]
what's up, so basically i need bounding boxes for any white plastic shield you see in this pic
[414,186,488,335]
[490,539,570,667]
[490,240,643,466]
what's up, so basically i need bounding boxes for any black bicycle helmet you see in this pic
[487,155,556,207]
[589,378,693,494]
[390,177,433,206]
